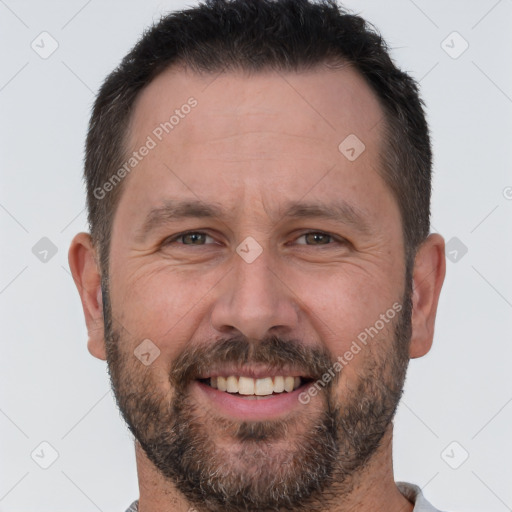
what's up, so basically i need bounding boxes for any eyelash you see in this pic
[163,230,345,247]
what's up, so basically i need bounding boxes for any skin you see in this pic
[69,63,445,512]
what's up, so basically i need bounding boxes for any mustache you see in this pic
[169,335,337,390]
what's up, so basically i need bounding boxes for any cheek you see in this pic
[286,264,401,356]
[109,263,220,353]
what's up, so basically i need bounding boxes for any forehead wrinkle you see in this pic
[200,129,327,146]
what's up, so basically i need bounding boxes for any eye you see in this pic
[294,231,338,246]
[162,230,345,249]
[164,231,216,246]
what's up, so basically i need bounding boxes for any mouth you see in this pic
[193,372,316,420]
[198,375,309,398]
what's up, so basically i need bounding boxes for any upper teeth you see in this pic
[209,376,301,396]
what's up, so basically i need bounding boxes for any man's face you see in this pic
[104,65,411,511]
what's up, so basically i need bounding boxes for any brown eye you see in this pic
[164,231,215,246]
[181,232,208,245]
[296,232,334,245]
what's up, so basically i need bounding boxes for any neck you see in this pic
[134,424,414,512]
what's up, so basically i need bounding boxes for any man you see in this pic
[68,0,447,511]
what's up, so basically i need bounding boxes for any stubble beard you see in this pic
[102,273,412,512]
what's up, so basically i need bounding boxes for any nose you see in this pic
[210,248,299,340]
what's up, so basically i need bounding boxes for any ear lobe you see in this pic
[409,233,446,359]
[68,233,107,361]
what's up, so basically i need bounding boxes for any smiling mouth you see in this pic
[197,375,312,397]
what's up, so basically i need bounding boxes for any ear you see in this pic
[409,233,446,359]
[68,233,107,360]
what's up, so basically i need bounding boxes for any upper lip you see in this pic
[196,364,312,380]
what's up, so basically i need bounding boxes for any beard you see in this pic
[102,272,412,512]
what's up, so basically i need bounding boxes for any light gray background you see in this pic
[1,1,511,510]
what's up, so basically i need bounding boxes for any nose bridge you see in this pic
[235,249,277,309]
[210,244,298,339]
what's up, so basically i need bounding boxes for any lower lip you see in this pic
[194,380,309,421]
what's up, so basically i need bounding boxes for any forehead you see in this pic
[128,63,383,155]
[117,64,393,231]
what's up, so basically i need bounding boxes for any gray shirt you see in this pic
[397,482,447,512]
[125,481,446,511]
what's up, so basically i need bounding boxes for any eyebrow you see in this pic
[279,200,372,234]
[136,198,372,242]
[135,200,226,242]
